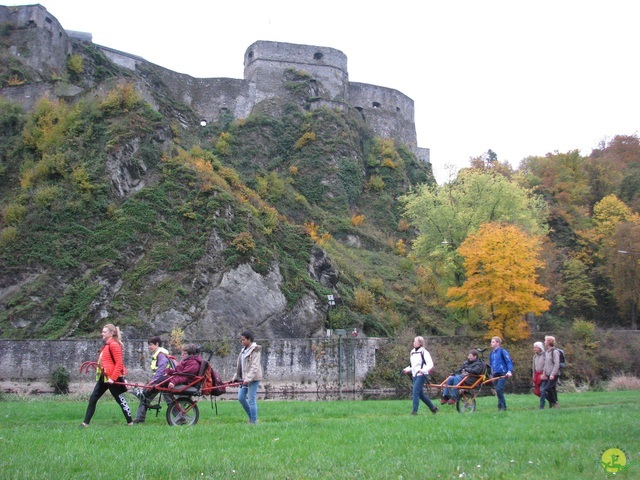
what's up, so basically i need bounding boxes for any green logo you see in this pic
[600,448,635,477]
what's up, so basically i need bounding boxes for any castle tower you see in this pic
[244,41,349,104]
[0,5,72,79]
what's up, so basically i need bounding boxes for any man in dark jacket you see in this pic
[441,349,485,404]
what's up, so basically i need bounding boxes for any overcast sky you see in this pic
[5,1,639,183]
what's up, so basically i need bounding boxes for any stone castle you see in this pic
[0,4,429,163]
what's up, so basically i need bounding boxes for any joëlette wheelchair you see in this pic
[425,348,506,413]
[81,352,240,426]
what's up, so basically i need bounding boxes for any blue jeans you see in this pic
[494,377,507,410]
[443,375,464,400]
[412,375,435,413]
[238,381,259,423]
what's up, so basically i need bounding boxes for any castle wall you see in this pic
[0,4,71,79]
[1,5,429,160]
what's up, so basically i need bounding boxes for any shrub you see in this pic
[33,185,61,207]
[350,214,365,227]
[294,132,316,150]
[231,232,256,253]
[605,374,640,391]
[3,203,27,225]
[100,82,142,114]
[368,175,385,192]
[170,328,185,353]
[51,366,70,394]
[67,54,84,75]
[0,226,18,246]
[571,318,596,342]
[354,288,375,314]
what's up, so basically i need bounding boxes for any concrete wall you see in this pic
[0,337,384,394]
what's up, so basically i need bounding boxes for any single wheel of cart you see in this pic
[456,390,476,413]
[166,397,200,426]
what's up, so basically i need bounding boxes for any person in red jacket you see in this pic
[82,324,133,426]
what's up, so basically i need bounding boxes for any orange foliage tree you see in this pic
[446,223,550,341]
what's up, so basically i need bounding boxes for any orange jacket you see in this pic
[98,338,126,381]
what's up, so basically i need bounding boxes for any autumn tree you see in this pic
[603,221,640,329]
[468,149,514,178]
[555,257,597,316]
[446,223,550,341]
[400,169,548,290]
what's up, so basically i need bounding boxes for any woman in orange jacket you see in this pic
[82,324,133,426]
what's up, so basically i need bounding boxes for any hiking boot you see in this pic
[448,398,456,405]
[552,403,559,409]
[430,407,439,415]
[440,397,448,405]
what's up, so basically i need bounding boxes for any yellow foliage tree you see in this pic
[446,223,550,341]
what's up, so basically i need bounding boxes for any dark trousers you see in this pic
[539,377,558,408]
[134,378,170,422]
[83,377,132,424]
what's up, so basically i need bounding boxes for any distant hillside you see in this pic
[0,5,441,340]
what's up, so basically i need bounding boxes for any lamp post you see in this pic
[326,294,336,337]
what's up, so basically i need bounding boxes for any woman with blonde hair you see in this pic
[402,336,438,415]
[82,324,133,426]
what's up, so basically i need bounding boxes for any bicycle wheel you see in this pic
[166,397,199,426]
[456,392,476,413]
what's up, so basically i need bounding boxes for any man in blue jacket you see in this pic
[489,336,514,411]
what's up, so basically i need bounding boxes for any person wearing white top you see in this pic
[402,336,438,415]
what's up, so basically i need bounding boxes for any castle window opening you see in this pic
[396,107,401,113]
[248,51,254,60]
[45,17,52,24]
[372,102,381,108]
[313,52,324,60]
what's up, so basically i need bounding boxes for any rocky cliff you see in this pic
[0,4,436,341]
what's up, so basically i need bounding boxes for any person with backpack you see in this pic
[539,335,561,409]
[489,336,514,411]
[232,331,263,424]
[132,336,174,424]
[82,324,133,427]
[402,336,439,415]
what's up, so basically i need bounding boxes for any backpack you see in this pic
[166,354,177,370]
[202,363,226,396]
[556,348,566,376]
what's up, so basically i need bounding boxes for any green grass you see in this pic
[1,391,638,479]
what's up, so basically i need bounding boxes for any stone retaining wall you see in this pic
[0,337,384,394]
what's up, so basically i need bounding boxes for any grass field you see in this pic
[1,390,638,479]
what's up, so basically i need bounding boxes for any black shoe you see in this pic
[431,407,439,415]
